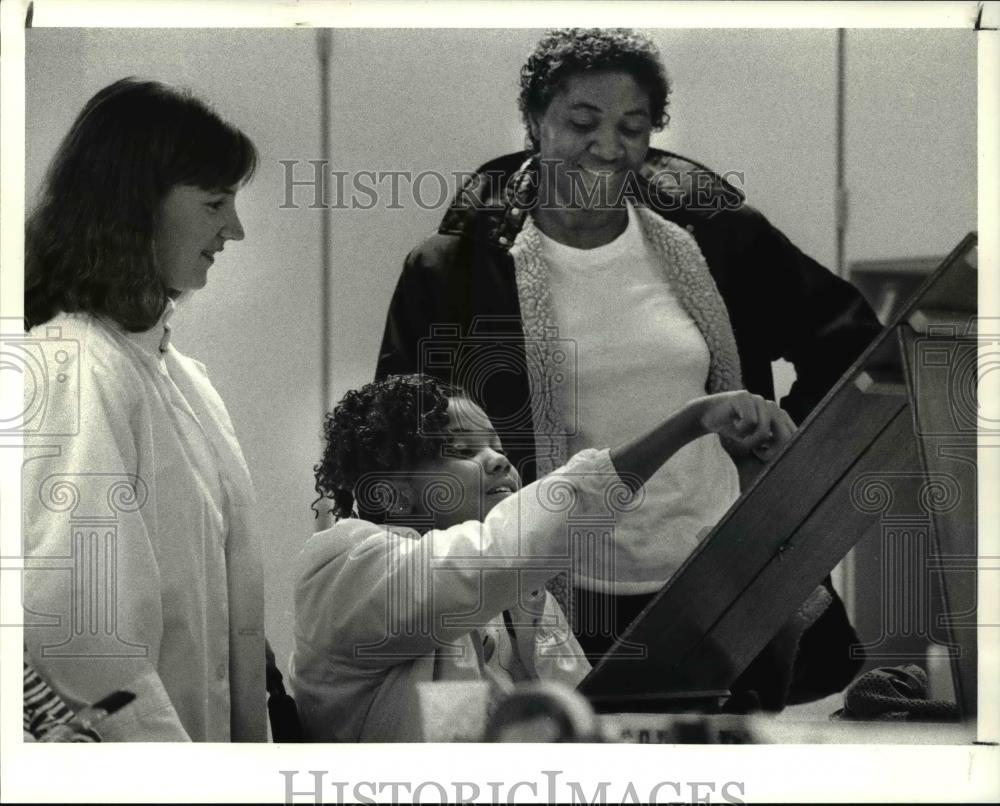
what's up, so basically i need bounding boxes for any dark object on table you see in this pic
[832,664,960,722]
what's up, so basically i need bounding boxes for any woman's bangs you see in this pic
[175,121,258,191]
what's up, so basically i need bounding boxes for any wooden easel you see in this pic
[580,234,979,721]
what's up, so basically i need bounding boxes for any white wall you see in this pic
[322,29,537,405]
[844,29,977,262]
[25,28,977,679]
[650,29,840,268]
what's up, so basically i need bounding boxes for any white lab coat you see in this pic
[289,449,623,741]
[22,308,265,741]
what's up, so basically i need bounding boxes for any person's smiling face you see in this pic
[155,184,245,292]
[408,396,521,530]
[531,70,653,210]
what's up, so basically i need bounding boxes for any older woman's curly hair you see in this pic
[518,28,672,152]
[25,77,257,332]
[314,374,466,521]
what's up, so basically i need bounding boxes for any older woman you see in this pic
[377,29,881,709]
[23,78,265,740]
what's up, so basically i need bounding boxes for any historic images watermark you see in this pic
[2,316,151,659]
[848,316,995,641]
[277,159,746,213]
[279,769,747,805]
[1,320,80,437]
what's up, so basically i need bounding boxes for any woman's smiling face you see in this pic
[155,184,245,292]
[531,70,653,209]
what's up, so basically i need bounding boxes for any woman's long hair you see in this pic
[25,78,258,331]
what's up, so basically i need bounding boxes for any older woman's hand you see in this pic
[695,390,797,463]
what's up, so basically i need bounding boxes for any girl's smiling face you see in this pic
[155,184,245,292]
[408,397,521,529]
[531,70,653,209]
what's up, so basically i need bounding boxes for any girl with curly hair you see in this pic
[22,78,266,741]
[291,373,793,741]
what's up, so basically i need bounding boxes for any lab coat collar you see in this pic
[123,298,175,355]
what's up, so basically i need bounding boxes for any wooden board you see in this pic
[580,234,978,719]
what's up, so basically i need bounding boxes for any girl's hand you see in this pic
[610,390,796,493]
[695,391,797,461]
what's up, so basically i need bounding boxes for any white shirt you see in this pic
[22,307,266,741]
[536,202,741,593]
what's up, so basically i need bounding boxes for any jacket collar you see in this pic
[103,297,175,357]
[438,148,746,250]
